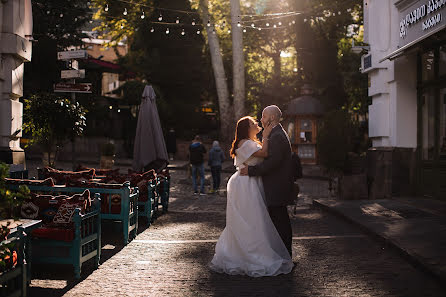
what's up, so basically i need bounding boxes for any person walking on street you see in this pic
[208,141,225,194]
[189,135,207,195]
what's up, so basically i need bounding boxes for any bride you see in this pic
[210,116,293,277]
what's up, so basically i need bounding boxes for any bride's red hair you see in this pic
[230,116,260,159]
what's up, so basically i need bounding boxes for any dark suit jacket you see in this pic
[248,124,295,206]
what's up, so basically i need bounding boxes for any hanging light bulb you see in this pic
[141,11,145,19]
[278,21,282,26]
[123,8,127,16]
[304,18,307,22]
[273,24,277,28]
[292,20,296,24]
[166,28,170,34]
[181,29,185,36]
[60,13,64,18]
[105,4,109,12]
[237,21,241,27]
[197,29,201,34]
[258,27,261,31]
[293,67,298,73]
[207,20,211,27]
[222,20,226,27]
[75,17,78,22]
[121,23,124,29]
[251,23,255,27]
[212,28,216,34]
[243,28,247,33]
[46,10,50,14]
[89,20,93,23]
[227,29,231,34]
[176,17,180,24]
[266,22,270,27]
[150,27,155,33]
[158,14,163,21]
[192,19,196,26]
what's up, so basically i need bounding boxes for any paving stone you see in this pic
[27,169,445,297]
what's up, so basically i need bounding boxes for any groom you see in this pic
[240,105,295,257]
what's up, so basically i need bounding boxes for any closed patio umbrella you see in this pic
[132,85,168,172]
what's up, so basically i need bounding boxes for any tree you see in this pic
[199,0,233,141]
[230,0,245,120]
[23,93,87,167]
[24,0,91,94]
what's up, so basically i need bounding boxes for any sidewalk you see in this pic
[313,197,446,284]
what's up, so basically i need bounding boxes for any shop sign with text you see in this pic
[399,0,446,46]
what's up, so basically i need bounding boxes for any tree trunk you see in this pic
[230,0,245,120]
[199,0,233,142]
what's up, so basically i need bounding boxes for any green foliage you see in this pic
[24,0,91,94]
[23,93,87,166]
[0,163,30,219]
[317,110,355,175]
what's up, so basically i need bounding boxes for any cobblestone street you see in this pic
[28,170,444,297]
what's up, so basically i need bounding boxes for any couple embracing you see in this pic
[210,105,296,277]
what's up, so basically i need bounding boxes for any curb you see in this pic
[312,199,446,287]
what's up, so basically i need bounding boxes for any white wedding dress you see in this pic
[209,140,293,277]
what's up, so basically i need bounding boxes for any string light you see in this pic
[227,29,231,34]
[258,27,261,31]
[251,23,255,27]
[278,21,282,25]
[192,19,196,26]
[150,27,155,32]
[212,28,216,34]
[123,8,127,15]
[197,29,201,34]
[207,20,211,27]
[121,23,124,29]
[176,17,180,24]
[60,13,63,17]
[243,28,247,33]
[165,28,170,34]
[273,24,277,28]
[222,20,226,27]
[158,14,163,21]
[105,4,109,12]
[181,29,185,35]
[237,21,241,27]
[141,10,145,19]
[266,22,270,26]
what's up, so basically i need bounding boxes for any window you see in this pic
[422,51,435,81]
[440,46,446,76]
[440,89,446,159]
[422,89,435,160]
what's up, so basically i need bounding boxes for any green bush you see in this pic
[23,93,87,167]
[0,162,30,219]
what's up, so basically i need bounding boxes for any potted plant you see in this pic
[0,162,30,219]
[22,93,87,167]
[100,141,116,169]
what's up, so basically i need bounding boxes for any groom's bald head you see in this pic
[261,105,282,127]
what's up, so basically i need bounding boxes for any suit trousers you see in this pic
[268,206,292,257]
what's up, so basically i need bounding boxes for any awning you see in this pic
[379,23,446,62]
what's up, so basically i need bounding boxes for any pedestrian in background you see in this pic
[189,135,207,195]
[208,140,225,194]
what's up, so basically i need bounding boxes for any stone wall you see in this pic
[367,147,417,199]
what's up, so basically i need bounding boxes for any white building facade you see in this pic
[0,0,33,166]
[364,0,446,198]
